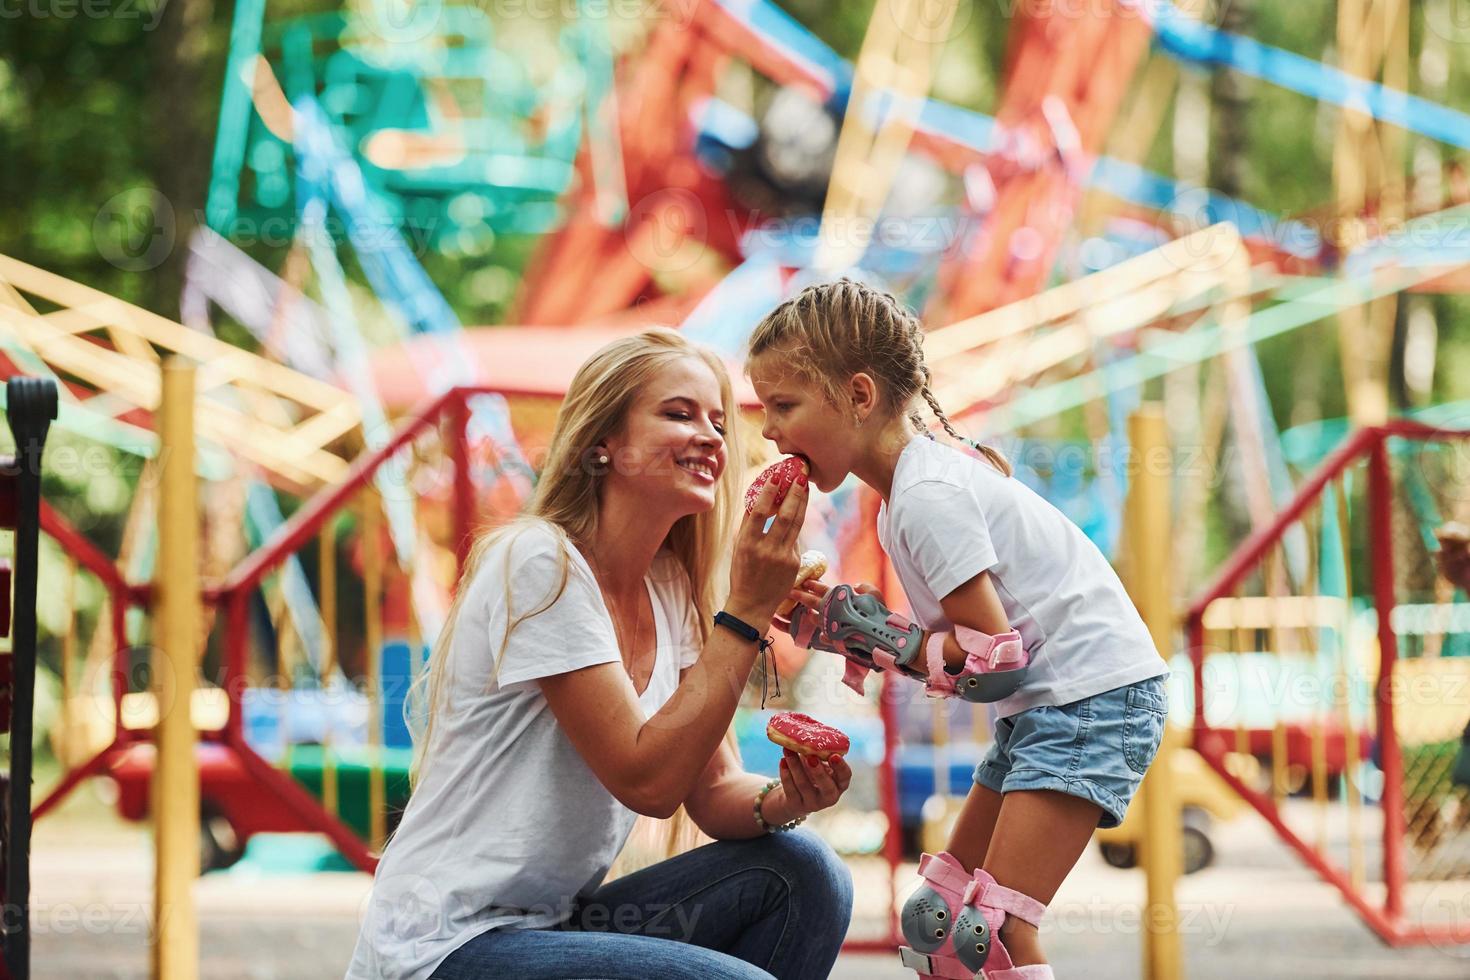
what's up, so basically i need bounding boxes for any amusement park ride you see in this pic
[4,0,1470,955]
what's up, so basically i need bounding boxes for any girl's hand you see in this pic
[771,750,852,822]
[783,579,886,615]
[727,468,809,625]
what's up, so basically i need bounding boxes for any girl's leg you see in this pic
[573,829,853,980]
[946,782,1004,873]
[980,789,1105,966]
[430,926,773,980]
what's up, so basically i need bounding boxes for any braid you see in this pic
[918,367,1013,477]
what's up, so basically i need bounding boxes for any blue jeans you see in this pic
[430,830,853,980]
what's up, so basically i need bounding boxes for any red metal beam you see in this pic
[927,2,1152,323]
[1366,439,1406,921]
[1193,732,1406,943]
[1187,425,1382,619]
[449,392,474,581]
[216,387,460,596]
[1187,420,1470,944]
[224,734,379,873]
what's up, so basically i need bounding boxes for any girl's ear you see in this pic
[849,372,879,422]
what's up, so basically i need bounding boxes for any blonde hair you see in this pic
[407,329,742,797]
[746,277,1012,476]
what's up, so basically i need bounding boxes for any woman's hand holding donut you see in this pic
[726,464,809,626]
[766,750,852,824]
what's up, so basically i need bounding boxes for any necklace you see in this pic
[584,549,652,688]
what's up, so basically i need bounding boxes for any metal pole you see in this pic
[152,359,199,980]
[450,392,474,582]
[1366,435,1405,921]
[1126,405,1184,980]
[4,376,56,980]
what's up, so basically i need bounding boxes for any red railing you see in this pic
[1187,419,1470,947]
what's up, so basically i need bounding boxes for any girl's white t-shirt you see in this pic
[345,522,702,980]
[877,435,1166,718]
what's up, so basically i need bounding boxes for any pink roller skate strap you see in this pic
[958,626,1027,669]
[962,870,1047,928]
[924,632,955,697]
[841,659,871,695]
[917,851,974,894]
[789,605,822,648]
[983,967,1055,979]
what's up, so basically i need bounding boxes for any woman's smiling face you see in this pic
[598,356,729,516]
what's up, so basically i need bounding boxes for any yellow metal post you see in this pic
[1125,406,1183,980]
[152,358,199,980]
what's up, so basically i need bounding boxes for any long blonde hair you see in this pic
[406,329,743,790]
[747,277,1012,476]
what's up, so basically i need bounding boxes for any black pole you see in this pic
[3,377,56,980]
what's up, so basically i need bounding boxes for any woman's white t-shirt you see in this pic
[345,522,702,980]
[877,434,1166,718]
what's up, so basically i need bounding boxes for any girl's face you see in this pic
[600,356,729,516]
[748,351,857,493]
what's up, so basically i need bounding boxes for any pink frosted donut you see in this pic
[744,457,808,515]
[766,711,850,759]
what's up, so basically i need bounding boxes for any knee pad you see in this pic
[898,853,1046,979]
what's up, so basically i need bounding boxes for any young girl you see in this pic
[746,280,1169,980]
[346,329,854,980]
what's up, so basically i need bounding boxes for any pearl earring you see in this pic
[595,453,609,466]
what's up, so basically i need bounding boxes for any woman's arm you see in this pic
[539,625,765,819]
[681,720,852,839]
[539,476,808,819]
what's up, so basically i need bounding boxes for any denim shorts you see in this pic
[973,675,1169,829]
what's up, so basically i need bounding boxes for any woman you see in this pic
[346,329,854,980]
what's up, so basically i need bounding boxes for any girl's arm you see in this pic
[791,574,1010,671]
[934,570,1012,670]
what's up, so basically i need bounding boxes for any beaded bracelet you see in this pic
[753,778,805,834]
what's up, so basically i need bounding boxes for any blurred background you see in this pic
[6,0,1470,976]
